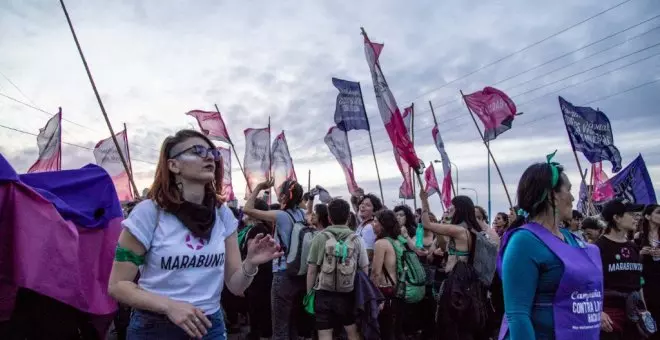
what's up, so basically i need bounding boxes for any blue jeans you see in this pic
[127,308,226,340]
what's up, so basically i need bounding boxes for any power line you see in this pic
[343,69,660,157]
[287,18,660,156]
[406,0,636,103]
[425,14,660,111]
[0,70,39,107]
[0,91,160,153]
[288,41,660,157]
[0,122,157,165]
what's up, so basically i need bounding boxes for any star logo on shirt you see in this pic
[620,247,631,259]
[185,233,207,250]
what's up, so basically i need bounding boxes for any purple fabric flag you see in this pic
[605,154,656,204]
[0,153,122,337]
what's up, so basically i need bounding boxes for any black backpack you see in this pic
[437,229,489,331]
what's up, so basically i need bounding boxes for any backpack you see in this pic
[277,210,318,276]
[314,231,360,293]
[237,224,253,259]
[385,236,426,304]
[437,230,489,330]
[472,230,498,286]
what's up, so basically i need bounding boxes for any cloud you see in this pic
[1,0,658,214]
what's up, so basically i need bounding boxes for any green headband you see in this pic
[531,150,561,211]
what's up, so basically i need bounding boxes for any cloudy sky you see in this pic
[1,0,659,218]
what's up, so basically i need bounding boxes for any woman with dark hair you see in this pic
[347,212,358,231]
[637,204,660,339]
[108,130,282,339]
[475,205,500,245]
[597,199,647,339]
[419,193,488,338]
[419,194,480,273]
[355,193,383,262]
[498,153,603,339]
[242,198,274,340]
[312,204,331,230]
[493,212,509,236]
[243,178,310,340]
[370,210,405,340]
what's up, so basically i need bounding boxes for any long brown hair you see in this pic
[148,129,224,211]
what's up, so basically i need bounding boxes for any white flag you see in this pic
[94,129,133,201]
[28,109,62,173]
[271,131,297,194]
[243,127,270,194]
[324,126,359,194]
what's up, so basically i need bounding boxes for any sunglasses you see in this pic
[170,145,221,161]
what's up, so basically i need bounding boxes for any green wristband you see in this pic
[115,246,145,266]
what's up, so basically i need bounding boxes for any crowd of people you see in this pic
[98,129,659,339]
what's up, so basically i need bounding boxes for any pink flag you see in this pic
[394,148,414,199]
[27,109,62,173]
[186,110,231,144]
[217,146,235,201]
[363,30,420,169]
[424,163,440,196]
[395,105,414,199]
[324,127,359,194]
[94,129,133,201]
[592,162,614,202]
[432,125,453,209]
[442,172,453,209]
[463,87,517,141]
[243,127,270,194]
[272,131,297,194]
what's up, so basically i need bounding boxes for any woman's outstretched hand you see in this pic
[245,233,284,265]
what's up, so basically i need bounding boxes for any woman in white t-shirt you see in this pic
[354,193,383,262]
[108,130,282,340]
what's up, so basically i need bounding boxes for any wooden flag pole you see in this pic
[559,103,588,186]
[268,117,272,203]
[214,104,250,192]
[410,103,417,210]
[60,0,139,199]
[357,82,384,202]
[459,90,513,208]
[123,123,141,198]
[428,101,456,196]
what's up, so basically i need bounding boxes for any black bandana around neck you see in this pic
[173,191,217,240]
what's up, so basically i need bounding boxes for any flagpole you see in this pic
[308,169,311,193]
[59,0,139,199]
[268,117,272,203]
[58,108,63,171]
[357,82,384,202]
[124,123,140,199]
[559,102,588,186]
[428,101,456,196]
[487,140,492,222]
[214,104,250,192]
[588,164,595,215]
[410,103,417,210]
[459,90,513,208]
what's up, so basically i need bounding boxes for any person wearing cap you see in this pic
[596,198,646,339]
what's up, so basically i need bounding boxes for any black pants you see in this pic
[378,297,405,340]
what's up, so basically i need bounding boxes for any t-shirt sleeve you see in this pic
[307,233,326,266]
[501,230,542,340]
[218,204,239,237]
[121,200,159,251]
[275,210,290,231]
[360,224,377,250]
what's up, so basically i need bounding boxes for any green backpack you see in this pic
[237,225,253,259]
[385,236,426,303]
